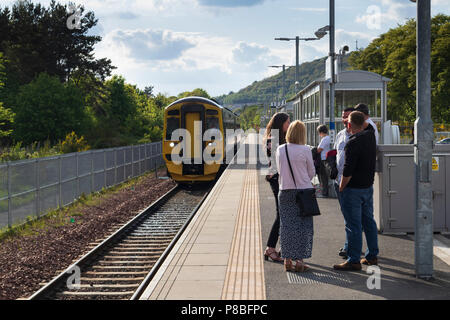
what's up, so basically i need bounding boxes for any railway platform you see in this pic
[140,135,450,300]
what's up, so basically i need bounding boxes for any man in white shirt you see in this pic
[355,103,379,145]
[333,107,354,259]
[317,125,330,197]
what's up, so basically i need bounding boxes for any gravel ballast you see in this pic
[0,169,176,300]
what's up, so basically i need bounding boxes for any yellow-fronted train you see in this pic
[163,96,240,184]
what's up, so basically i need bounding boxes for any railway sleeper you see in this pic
[84,271,149,275]
[130,231,178,235]
[136,224,185,228]
[108,250,165,254]
[66,284,140,289]
[115,243,171,247]
[80,277,145,282]
[59,291,136,296]
[120,239,169,243]
[102,255,160,259]
[98,260,157,264]
[91,265,153,269]
[126,235,173,239]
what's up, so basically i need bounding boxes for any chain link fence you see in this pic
[0,142,164,229]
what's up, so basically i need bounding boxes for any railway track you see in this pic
[28,185,210,300]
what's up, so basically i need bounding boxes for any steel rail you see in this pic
[28,185,180,300]
[130,188,210,300]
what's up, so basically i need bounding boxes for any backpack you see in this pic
[324,149,338,180]
[311,147,321,174]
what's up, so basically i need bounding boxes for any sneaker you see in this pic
[316,193,326,198]
[338,248,348,258]
[333,261,362,271]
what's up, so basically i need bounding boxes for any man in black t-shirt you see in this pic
[333,111,379,271]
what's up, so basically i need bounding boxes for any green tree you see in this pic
[0,52,14,141]
[70,69,109,118]
[13,73,86,144]
[0,102,14,139]
[177,88,211,99]
[0,0,115,85]
[215,57,335,105]
[349,14,450,123]
[104,75,137,126]
[154,93,177,109]
[239,105,262,131]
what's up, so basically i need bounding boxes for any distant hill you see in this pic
[215,55,349,106]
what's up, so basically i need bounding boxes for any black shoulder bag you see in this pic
[284,144,321,217]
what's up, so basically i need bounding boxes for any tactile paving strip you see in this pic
[287,271,352,286]
[221,166,265,300]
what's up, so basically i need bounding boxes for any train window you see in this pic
[167,109,179,116]
[206,109,218,115]
[206,117,220,130]
[166,117,179,140]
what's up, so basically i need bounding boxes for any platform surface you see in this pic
[141,136,450,300]
[140,137,265,300]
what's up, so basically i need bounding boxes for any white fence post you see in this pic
[114,148,117,186]
[7,162,11,228]
[91,150,94,193]
[131,145,134,178]
[104,149,107,188]
[139,144,142,176]
[58,155,62,208]
[36,159,40,217]
[76,152,79,198]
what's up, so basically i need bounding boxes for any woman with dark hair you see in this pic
[263,112,290,262]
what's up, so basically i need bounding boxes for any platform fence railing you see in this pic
[0,142,164,229]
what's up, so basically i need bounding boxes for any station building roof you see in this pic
[290,70,391,101]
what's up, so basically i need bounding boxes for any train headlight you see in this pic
[169,142,175,148]
[208,142,216,147]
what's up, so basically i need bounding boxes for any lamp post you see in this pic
[265,79,280,108]
[329,0,336,144]
[313,1,335,144]
[275,36,320,94]
[410,0,433,280]
[268,65,295,102]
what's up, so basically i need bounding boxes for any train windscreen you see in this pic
[206,117,219,130]
[166,117,179,140]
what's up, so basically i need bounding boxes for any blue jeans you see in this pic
[341,186,379,263]
[334,182,348,252]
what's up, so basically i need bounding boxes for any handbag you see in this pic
[284,144,321,217]
[265,172,279,182]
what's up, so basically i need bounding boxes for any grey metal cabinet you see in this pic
[374,144,450,234]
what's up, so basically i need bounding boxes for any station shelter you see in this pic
[290,65,391,147]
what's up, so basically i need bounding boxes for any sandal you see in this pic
[264,247,283,262]
[284,259,310,272]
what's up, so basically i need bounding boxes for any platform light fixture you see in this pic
[274,35,321,93]
[268,65,295,101]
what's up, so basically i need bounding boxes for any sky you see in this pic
[2,0,450,97]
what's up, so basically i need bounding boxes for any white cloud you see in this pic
[292,8,327,12]
[356,0,415,29]
[432,0,450,5]
[197,0,266,7]
[95,26,289,95]
[109,29,195,61]
[232,42,269,64]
